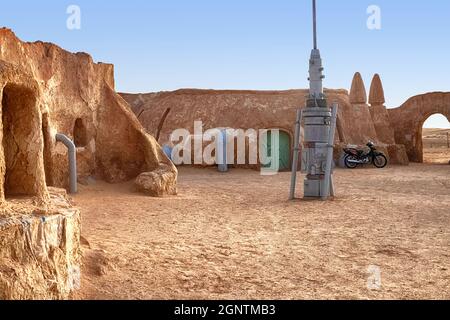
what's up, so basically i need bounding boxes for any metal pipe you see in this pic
[56,133,77,194]
[289,109,303,200]
[312,0,318,49]
[330,175,335,197]
[322,104,338,200]
[218,129,228,172]
[308,0,324,98]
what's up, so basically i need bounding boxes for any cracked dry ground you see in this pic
[74,164,450,300]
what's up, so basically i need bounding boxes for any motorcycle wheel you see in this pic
[344,155,358,169]
[373,154,388,168]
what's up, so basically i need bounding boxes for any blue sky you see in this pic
[1,0,449,127]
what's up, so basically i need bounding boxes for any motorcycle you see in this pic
[343,142,388,169]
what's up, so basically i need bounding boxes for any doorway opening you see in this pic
[421,114,450,164]
[1,84,40,197]
[73,118,88,148]
[262,130,291,171]
[42,113,54,185]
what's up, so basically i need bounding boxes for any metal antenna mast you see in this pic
[308,0,324,100]
[312,0,318,50]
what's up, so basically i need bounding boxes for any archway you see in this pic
[1,84,42,197]
[388,92,450,163]
[262,130,291,171]
[73,118,88,147]
[421,114,450,164]
[42,113,54,185]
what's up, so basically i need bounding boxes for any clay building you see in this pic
[0,28,177,200]
[122,72,440,168]
[0,29,176,299]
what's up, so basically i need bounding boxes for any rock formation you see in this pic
[0,189,81,300]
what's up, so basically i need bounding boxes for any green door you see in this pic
[263,131,291,171]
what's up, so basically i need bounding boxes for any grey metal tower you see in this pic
[290,0,338,200]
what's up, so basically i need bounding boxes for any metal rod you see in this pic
[322,104,338,200]
[330,175,335,197]
[289,109,303,200]
[312,0,318,49]
[218,129,228,172]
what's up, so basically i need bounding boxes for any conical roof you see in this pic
[349,72,367,104]
[369,74,385,105]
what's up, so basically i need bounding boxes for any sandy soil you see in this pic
[423,129,450,164]
[424,148,450,164]
[73,163,450,300]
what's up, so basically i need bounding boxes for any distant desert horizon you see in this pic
[422,128,450,164]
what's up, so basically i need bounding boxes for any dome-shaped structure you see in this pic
[369,74,386,105]
[349,72,367,104]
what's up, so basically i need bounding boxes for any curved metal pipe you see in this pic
[56,133,77,194]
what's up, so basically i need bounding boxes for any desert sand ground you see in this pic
[74,161,450,300]
[423,129,450,164]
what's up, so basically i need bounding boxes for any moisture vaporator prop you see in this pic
[291,0,338,200]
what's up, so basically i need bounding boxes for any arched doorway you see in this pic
[262,130,291,171]
[1,84,42,197]
[387,92,450,162]
[42,113,54,186]
[73,118,88,148]
[421,114,450,164]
